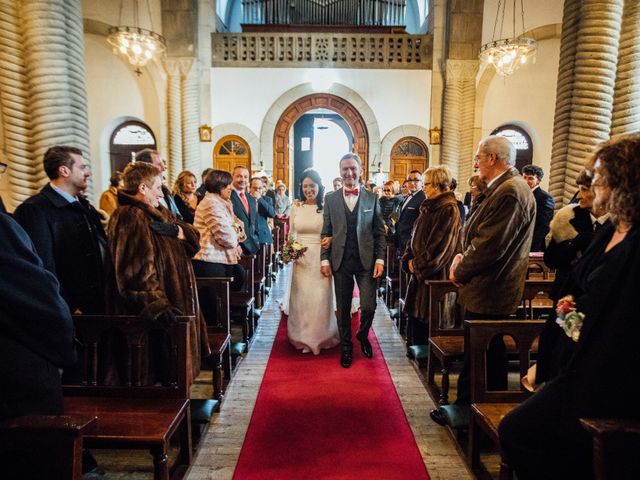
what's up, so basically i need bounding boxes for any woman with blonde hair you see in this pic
[173,170,198,223]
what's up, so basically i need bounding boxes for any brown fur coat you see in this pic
[106,191,209,382]
[402,191,462,320]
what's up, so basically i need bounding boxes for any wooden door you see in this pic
[390,137,429,183]
[214,135,251,172]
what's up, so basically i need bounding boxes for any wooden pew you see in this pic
[580,419,640,480]
[0,415,97,480]
[467,319,545,480]
[63,315,193,480]
[231,255,256,350]
[527,254,554,280]
[253,246,267,310]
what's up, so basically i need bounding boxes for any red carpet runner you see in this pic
[233,314,430,479]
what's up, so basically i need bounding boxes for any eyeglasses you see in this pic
[0,162,6,174]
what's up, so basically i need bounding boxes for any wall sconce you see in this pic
[429,127,441,145]
[199,124,212,142]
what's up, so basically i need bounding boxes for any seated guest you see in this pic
[99,171,122,216]
[380,180,401,235]
[500,133,640,480]
[250,177,275,247]
[332,177,343,192]
[402,166,462,346]
[193,170,247,324]
[522,164,555,252]
[463,174,487,215]
[535,169,611,386]
[195,168,213,203]
[106,162,209,383]
[0,213,76,419]
[173,170,198,224]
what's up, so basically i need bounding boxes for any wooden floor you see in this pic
[186,267,471,480]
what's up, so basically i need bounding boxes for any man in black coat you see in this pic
[14,146,107,314]
[134,148,182,218]
[250,177,275,246]
[0,213,76,419]
[395,170,425,253]
[522,164,554,252]
[230,166,259,254]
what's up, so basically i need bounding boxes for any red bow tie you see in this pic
[344,188,359,196]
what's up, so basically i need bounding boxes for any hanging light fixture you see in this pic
[107,0,167,75]
[479,0,537,76]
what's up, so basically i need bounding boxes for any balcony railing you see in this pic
[241,0,406,26]
[212,32,432,69]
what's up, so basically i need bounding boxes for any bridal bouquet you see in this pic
[281,238,308,264]
[555,295,585,342]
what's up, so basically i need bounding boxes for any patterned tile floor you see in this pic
[185,267,472,480]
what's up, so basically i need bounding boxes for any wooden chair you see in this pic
[195,277,233,400]
[580,419,640,480]
[0,415,97,480]
[425,280,464,405]
[467,319,545,480]
[63,315,194,480]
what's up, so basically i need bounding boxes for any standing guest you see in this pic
[430,135,535,426]
[0,213,76,420]
[173,170,198,224]
[380,180,401,235]
[250,177,275,246]
[402,166,462,346]
[464,174,488,216]
[332,177,343,191]
[14,146,106,314]
[230,166,259,255]
[107,162,209,382]
[99,171,122,216]
[500,133,640,480]
[449,177,467,225]
[522,164,555,252]
[262,175,277,204]
[274,181,291,238]
[395,170,425,253]
[134,148,182,218]
[193,170,246,325]
[400,180,409,198]
[195,167,213,203]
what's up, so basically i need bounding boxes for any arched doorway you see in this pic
[109,120,157,174]
[214,135,252,173]
[273,93,369,188]
[490,124,533,173]
[389,137,429,183]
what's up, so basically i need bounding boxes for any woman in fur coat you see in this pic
[402,165,462,346]
[106,162,209,384]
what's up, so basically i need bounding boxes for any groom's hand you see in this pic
[321,265,332,278]
[372,263,384,279]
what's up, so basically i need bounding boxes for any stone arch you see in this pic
[211,123,260,169]
[260,83,381,183]
[380,125,430,172]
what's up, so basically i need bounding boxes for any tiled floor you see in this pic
[185,267,472,480]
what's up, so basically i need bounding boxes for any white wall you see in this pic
[211,67,431,151]
[481,38,560,189]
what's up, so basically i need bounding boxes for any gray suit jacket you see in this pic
[321,188,386,271]
[455,167,536,315]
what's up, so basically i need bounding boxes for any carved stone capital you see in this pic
[446,60,479,81]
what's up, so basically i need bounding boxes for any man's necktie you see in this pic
[239,191,249,214]
[344,188,359,196]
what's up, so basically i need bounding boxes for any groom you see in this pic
[321,153,386,368]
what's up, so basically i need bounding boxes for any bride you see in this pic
[282,168,340,354]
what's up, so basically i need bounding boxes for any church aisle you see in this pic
[186,267,471,479]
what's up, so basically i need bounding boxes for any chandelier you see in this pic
[479,0,537,76]
[107,0,166,75]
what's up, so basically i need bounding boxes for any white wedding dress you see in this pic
[281,204,340,354]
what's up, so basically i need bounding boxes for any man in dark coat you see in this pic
[431,135,535,425]
[135,148,182,219]
[250,177,275,246]
[522,164,554,252]
[0,213,76,420]
[14,146,107,314]
[230,166,259,254]
[395,170,425,253]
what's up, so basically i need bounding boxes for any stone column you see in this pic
[548,0,581,206]
[180,58,201,176]
[440,60,478,182]
[610,0,640,136]
[165,59,183,187]
[561,0,624,205]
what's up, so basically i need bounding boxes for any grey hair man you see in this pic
[134,148,182,218]
[430,135,536,425]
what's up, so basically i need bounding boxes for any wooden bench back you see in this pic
[519,279,554,319]
[527,255,553,280]
[233,255,255,301]
[467,319,545,403]
[195,277,232,332]
[63,315,192,399]
[427,280,464,337]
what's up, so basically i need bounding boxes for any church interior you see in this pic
[1,0,639,479]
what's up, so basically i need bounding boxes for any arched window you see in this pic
[390,137,429,184]
[490,124,533,173]
[214,135,251,173]
[109,120,157,175]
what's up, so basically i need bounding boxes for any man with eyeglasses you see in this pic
[134,148,182,218]
[395,170,425,254]
[14,146,107,315]
[0,161,7,214]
